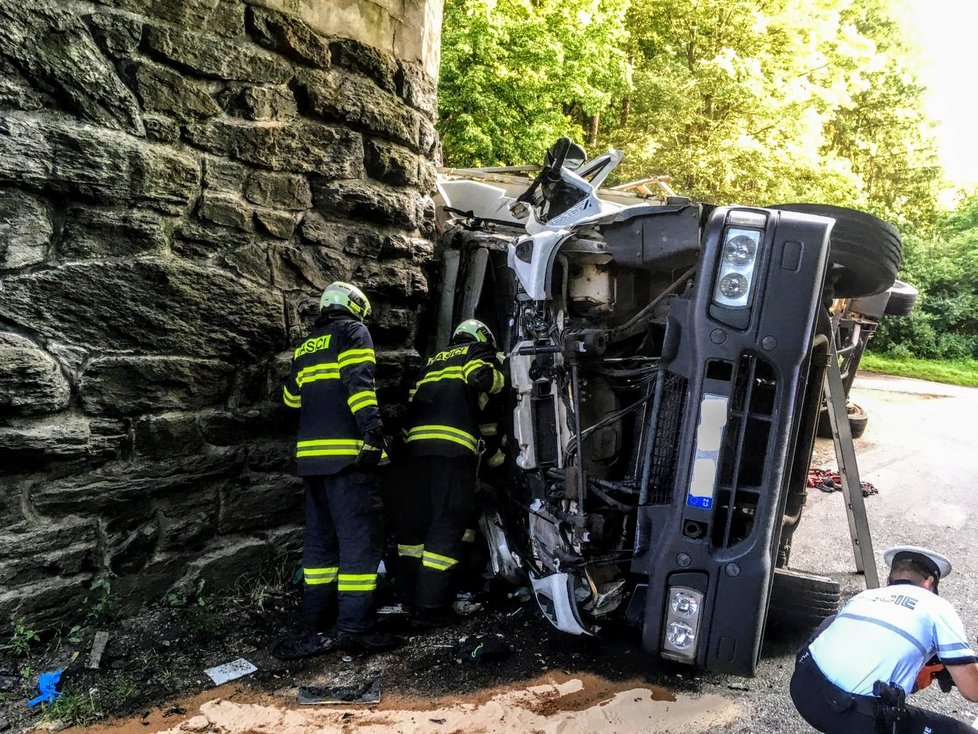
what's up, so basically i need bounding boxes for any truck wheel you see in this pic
[884,279,918,316]
[770,204,901,298]
[815,402,868,439]
[767,568,840,632]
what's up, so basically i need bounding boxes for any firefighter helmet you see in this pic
[320,281,371,321]
[452,319,495,348]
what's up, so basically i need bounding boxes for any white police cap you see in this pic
[883,545,952,579]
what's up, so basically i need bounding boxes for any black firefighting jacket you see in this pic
[283,312,383,476]
[404,340,505,459]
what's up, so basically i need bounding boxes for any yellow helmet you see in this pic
[320,281,371,321]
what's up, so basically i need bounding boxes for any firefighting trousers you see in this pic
[302,470,383,634]
[395,456,477,611]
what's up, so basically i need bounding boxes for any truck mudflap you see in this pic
[632,206,833,675]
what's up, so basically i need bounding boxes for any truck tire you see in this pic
[767,568,840,632]
[771,204,901,298]
[884,279,919,316]
[816,402,868,439]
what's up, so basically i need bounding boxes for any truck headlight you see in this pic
[662,586,705,661]
[712,215,765,309]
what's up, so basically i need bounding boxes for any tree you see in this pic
[438,0,631,166]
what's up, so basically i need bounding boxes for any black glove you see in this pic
[935,666,955,693]
[355,431,386,469]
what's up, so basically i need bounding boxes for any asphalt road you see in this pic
[721,372,978,732]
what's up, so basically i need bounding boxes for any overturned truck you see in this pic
[433,139,901,676]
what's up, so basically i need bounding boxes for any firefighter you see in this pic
[273,282,399,660]
[396,319,506,627]
[790,546,978,733]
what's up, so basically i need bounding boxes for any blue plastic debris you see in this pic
[27,669,63,708]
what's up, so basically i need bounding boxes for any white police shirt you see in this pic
[810,580,977,696]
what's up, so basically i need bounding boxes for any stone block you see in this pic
[246,439,294,473]
[0,57,50,112]
[197,192,252,231]
[143,114,181,143]
[0,575,92,630]
[256,523,302,555]
[0,3,144,134]
[172,218,253,258]
[313,179,428,230]
[0,418,129,475]
[134,413,205,458]
[222,242,273,283]
[219,85,297,121]
[254,210,296,240]
[0,333,70,416]
[94,0,245,38]
[0,258,286,360]
[125,60,221,121]
[301,212,383,258]
[0,116,201,215]
[156,487,220,551]
[354,258,428,302]
[383,233,435,261]
[217,473,302,533]
[0,518,97,587]
[246,6,330,69]
[184,119,364,177]
[245,170,311,210]
[270,241,349,292]
[80,356,234,417]
[108,523,160,576]
[61,206,170,258]
[171,536,273,593]
[365,138,422,187]
[85,12,143,58]
[330,38,397,93]
[296,68,421,150]
[29,449,243,515]
[370,305,419,344]
[145,24,290,82]
[395,59,437,118]
[198,408,291,445]
[0,192,52,270]
[203,156,249,193]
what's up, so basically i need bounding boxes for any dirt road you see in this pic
[67,373,978,733]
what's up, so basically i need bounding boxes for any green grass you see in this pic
[861,353,978,387]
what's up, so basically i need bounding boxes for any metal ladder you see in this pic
[822,335,880,588]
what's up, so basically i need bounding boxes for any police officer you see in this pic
[395,319,505,626]
[273,282,399,659]
[791,546,978,733]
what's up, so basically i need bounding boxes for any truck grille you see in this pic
[646,371,688,505]
[711,354,777,548]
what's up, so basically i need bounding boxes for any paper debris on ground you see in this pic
[204,659,257,686]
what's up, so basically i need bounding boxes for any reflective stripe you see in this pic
[478,393,489,410]
[296,438,363,458]
[304,567,338,585]
[397,544,424,558]
[462,529,476,543]
[463,359,491,378]
[338,573,377,592]
[297,362,341,386]
[479,423,497,436]
[490,368,505,394]
[408,388,417,401]
[417,366,467,387]
[283,386,301,408]
[422,550,458,571]
[348,390,378,413]
[487,449,505,468]
[338,348,376,369]
[405,424,478,453]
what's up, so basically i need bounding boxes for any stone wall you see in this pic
[0,0,439,628]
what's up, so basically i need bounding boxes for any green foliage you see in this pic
[438,0,941,227]
[7,619,41,658]
[860,353,978,388]
[872,191,978,359]
[439,0,631,165]
[167,579,221,638]
[43,689,104,728]
[86,576,118,626]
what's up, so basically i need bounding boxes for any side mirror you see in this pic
[564,143,587,171]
